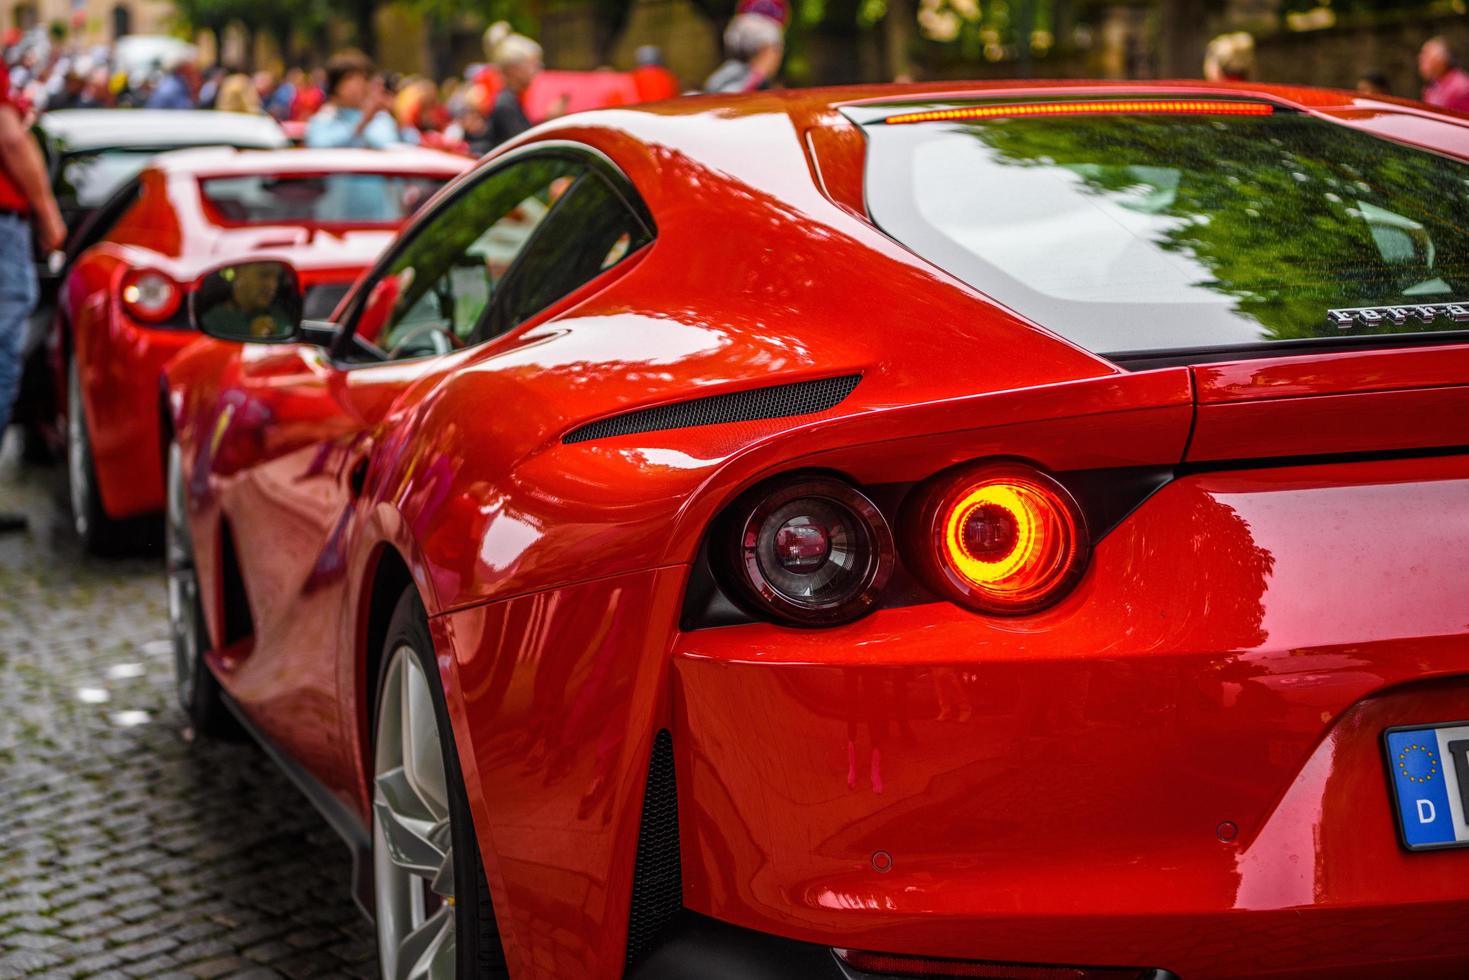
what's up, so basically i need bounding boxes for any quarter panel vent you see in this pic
[564,374,861,444]
[626,729,682,968]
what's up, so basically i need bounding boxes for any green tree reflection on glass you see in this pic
[960,114,1469,341]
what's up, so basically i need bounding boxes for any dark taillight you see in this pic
[120,269,183,324]
[721,475,894,626]
[835,948,1155,979]
[906,462,1088,615]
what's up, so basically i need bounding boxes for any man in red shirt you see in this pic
[1420,36,1469,113]
[0,69,66,532]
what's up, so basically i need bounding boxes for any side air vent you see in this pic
[626,729,682,968]
[564,374,862,444]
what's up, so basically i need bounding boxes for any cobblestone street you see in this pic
[0,438,379,978]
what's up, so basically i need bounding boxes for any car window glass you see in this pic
[57,148,159,216]
[862,108,1469,355]
[199,174,446,225]
[353,157,581,362]
[493,172,653,334]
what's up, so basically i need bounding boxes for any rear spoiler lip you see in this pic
[1182,341,1469,462]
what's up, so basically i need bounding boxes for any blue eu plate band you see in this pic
[1383,722,1469,852]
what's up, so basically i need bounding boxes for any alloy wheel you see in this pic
[66,359,90,542]
[165,441,200,709]
[374,644,458,979]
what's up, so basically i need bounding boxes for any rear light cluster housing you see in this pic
[721,477,895,627]
[119,269,185,325]
[717,460,1090,627]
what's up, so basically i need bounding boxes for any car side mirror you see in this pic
[190,260,303,343]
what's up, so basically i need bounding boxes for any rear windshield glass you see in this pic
[862,105,1469,356]
[199,173,446,225]
[58,149,159,211]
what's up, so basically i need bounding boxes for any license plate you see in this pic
[1384,723,1469,851]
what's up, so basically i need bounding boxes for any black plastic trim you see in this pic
[565,374,861,445]
[1108,329,1469,371]
[626,912,847,980]
[1178,442,1469,476]
[627,730,684,968]
[217,690,373,918]
[627,911,1179,980]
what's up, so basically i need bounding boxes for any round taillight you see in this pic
[120,270,182,323]
[909,462,1088,615]
[724,476,894,627]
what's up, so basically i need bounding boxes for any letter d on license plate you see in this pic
[1384,723,1469,851]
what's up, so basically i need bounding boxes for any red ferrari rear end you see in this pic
[633,92,1469,980]
[57,148,466,550]
[155,84,1469,980]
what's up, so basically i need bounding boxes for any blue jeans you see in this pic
[0,215,36,435]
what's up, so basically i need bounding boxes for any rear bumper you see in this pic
[670,456,1469,979]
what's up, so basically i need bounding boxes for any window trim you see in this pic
[477,168,654,341]
[328,140,654,367]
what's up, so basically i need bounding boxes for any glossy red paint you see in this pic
[1188,344,1469,461]
[55,147,469,521]
[159,83,1469,979]
[674,458,1469,980]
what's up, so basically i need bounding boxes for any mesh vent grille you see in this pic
[564,374,861,444]
[626,729,681,967]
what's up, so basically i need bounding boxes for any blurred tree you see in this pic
[174,0,333,65]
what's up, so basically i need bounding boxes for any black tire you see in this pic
[165,438,237,739]
[376,589,508,978]
[66,354,126,555]
[19,421,53,464]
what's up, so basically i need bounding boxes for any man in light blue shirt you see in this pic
[304,51,408,149]
[146,55,197,110]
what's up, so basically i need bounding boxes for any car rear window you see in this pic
[860,102,1469,358]
[58,149,160,211]
[199,173,446,225]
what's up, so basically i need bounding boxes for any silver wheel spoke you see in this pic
[395,906,455,980]
[67,362,89,537]
[374,644,459,980]
[428,843,455,900]
[401,656,449,820]
[373,768,448,879]
[166,442,202,709]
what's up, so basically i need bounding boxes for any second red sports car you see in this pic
[55,145,469,551]
[163,81,1469,979]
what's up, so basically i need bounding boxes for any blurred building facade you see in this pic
[1,0,172,42]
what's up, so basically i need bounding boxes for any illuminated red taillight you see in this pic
[883,99,1274,125]
[835,949,1153,979]
[907,462,1087,615]
[120,269,183,324]
[722,475,894,626]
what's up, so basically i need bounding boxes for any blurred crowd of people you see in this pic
[0,0,793,159]
[1201,28,1469,112]
[0,21,689,155]
[3,2,1465,153]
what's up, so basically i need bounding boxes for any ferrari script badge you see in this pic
[1326,302,1469,329]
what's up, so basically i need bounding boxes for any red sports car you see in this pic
[162,82,1469,979]
[55,146,470,551]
